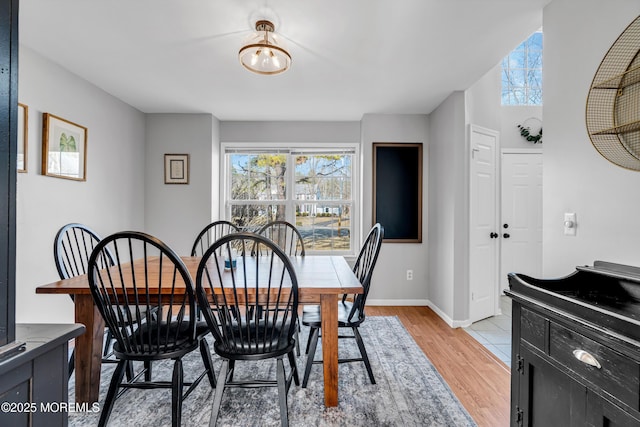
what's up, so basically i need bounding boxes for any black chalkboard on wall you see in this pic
[373,143,422,242]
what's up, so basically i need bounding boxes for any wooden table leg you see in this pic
[74,294,104,404]
[320,293,338,407]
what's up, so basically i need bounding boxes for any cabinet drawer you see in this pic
[521,307,546,351]
[549,322,640,410]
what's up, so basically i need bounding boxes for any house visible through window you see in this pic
[223,145,358,255]
[502,30,543,105]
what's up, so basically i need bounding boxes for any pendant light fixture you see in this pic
[239,20,291,75]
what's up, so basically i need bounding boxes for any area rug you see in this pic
[68,316,476,426]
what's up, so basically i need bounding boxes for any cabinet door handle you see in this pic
[572,349,601,369]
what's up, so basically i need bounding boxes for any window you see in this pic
[223,145,358,255]
[502,30,543,105]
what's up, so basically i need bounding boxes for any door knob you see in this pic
[503,233,510,238]
[490,232,498,239]
[503,224,509,229]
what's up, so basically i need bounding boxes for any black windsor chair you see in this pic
[301,223,384,387]
[256,220,306,256]
[88,231,216,427]
[54,223,125,378]
[191,220,240,257]
[257,220,305,355]
[196,232,299,427]
[191,220,241,320]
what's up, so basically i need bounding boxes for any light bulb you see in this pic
[251,51,259,66]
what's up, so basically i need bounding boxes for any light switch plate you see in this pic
[564,212,576,236]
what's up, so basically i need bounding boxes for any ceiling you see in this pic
[18,0,550,121]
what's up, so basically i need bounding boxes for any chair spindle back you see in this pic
[88,231,197,359]
[196,232,299,358]
[257,220,305,256]
[54,223,114,280]
[191,220,240,257]
[346,223,384,322]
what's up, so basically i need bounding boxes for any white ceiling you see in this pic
[18,0,550,121]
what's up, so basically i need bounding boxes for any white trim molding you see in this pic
[366,299,473,328]
[426,301,472,328]
[367,299,429,306]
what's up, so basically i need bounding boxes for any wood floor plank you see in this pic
[367,306,510,427]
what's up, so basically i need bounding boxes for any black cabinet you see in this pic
[506,262,640,427]
[512,304,588,427]
[587,391,640,427]
[518,344,587,427]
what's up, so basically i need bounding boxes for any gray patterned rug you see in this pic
[68,316,476,426]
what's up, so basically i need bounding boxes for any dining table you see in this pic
[36,255,362,408]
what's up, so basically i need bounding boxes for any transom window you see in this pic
[502,30,543,106]
[222,145,358,255]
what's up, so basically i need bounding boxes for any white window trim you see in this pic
[220,142,361,257]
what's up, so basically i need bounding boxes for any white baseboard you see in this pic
[366,299,472,328]
[366,299,429,306]
[427,301,472,328]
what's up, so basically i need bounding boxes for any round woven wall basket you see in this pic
[586,15,640,171]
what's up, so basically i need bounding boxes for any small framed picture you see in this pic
[42,113,87,181]
[17,103,28,173]
[164,153,189,184]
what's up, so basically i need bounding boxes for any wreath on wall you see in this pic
[517,118,543,144]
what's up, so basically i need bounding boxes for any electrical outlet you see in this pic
[406,270,413,280]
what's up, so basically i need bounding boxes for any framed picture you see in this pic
[17,103,27,173]
[373,142,423,243]
[164,153,189,184]
[42,113,87,181]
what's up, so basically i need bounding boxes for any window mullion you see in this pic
[287,152,295,223]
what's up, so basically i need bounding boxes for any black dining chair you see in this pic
[191,220,241,320]
[195,232,299,427]
[256,220,306,256]
[190,220,240,257]
[54,223,121,378]
[301,223,384,387]
[257,220,305,355]
[88,231,216,427]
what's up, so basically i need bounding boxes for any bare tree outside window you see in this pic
[502,31,543,105]
[227,150,354,253]
[294,154,351,251]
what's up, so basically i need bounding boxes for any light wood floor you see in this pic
[367,306,511,427]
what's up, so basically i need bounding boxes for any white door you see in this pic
[469,125,499,323]
[500,151,543,291]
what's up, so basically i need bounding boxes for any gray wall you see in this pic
[221,118,430,304]
[360,114,430,305]
[144,114,219,255]
[220,121,360,144]
[222,118,430,305]
[466,64,501,132]
[427,92,467,323]
[16,46,146,323]
[543,0,640,276]
[426,40,541,325]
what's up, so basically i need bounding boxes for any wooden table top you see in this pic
[36,255,362,303]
